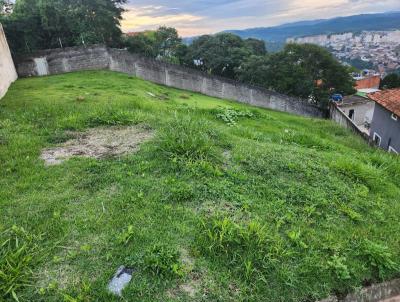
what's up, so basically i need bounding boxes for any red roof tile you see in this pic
[368,88,400,117]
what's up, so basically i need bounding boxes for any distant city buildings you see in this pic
[288,30,400,76]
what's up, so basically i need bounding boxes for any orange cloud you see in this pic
[121,6,205,36]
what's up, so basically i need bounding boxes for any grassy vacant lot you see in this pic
[1,70,399,302]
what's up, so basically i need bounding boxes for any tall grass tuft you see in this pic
[362,239,398,280]
[157,114,221,162]
[86,108,147,127]
[196,216,268,282]
[143,244,185,278]
[0,226,42,301]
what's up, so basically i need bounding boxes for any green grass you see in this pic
[0,70,399,302]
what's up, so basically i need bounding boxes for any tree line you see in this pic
[1,0,357,107]
[0,0,126,52]
[126,28,356,107]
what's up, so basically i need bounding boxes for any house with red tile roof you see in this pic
[368,88,400,153]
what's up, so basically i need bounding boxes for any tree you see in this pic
[125,27,184,63]
[4,0,43,53]
[154,26,182,60]
[380,73,400,89]
[65,0,126,46]
[236,55,270,85]
[185,33,252,79]
[237,43,355,107]
[124,32,157,57]
[244,38,267,56]
[3,0,126,54]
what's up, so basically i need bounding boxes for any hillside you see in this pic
[1,70,400,302]
[225,11,400,49]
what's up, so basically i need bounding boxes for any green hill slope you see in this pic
[1,70,399,302]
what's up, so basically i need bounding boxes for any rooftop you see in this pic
[368,88,400,116]
[340,94,372,106]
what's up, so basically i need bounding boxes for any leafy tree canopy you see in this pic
[244,38,267,56]
[2,0,126,54]
[237,43,355,106]
[183,33,266,79]
[380,73,400,89]
[124,27,185,63]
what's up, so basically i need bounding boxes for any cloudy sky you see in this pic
[121,0,400,36]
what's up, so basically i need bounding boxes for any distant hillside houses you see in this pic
[288,31,400,75]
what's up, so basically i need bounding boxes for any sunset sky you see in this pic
[121,0,400,36]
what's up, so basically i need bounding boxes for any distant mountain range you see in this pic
[184,12,400,52]
[226,11,400,43]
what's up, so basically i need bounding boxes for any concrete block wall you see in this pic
[0,23,18,99]
[318,278,400,302]
[16,45,110,77]
[329,102,369,141]
[107,49,326,118]
[15,45,326,118]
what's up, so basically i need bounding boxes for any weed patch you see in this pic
[214,108,255,126]
[156,115,222,162]
[46,130,77,144]
[86,109,144,127]
[362,240,398,280]
[195,216,269,282]
[143,244,186,278]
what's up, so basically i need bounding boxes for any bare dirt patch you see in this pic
[41,126,154,165]
[167,249,203,299]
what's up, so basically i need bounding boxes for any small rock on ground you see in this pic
[108,266,134,297]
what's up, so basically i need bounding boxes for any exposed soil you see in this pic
[166,249,202,299]
[41,126,154,165]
